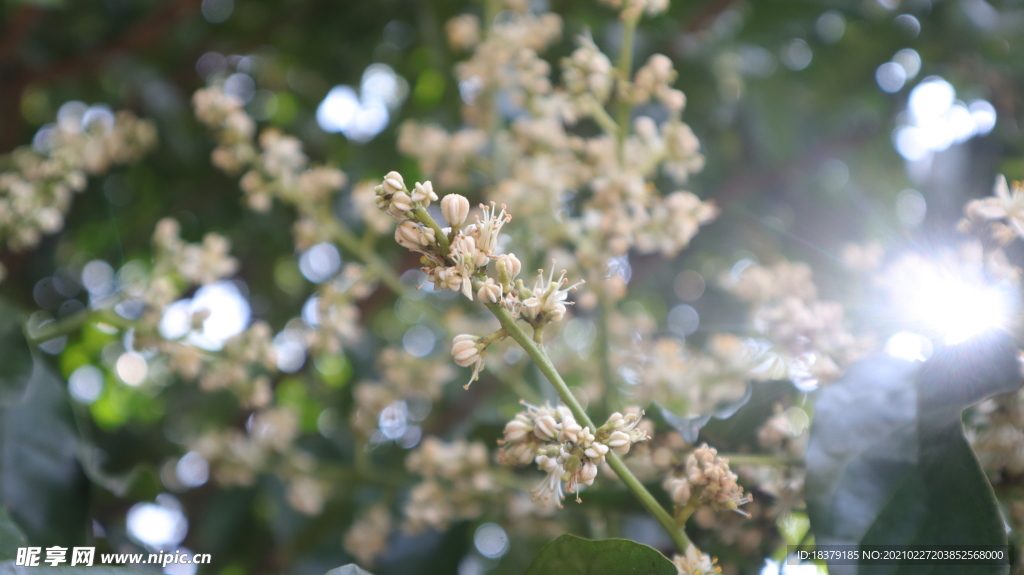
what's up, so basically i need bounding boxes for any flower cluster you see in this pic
[342,506,392,567]
[499,403,648,507]
[191,407,329,514]
[0,107,156,255]
[151,218,239,286]
[158,322,277,408]
[376,170,584,386]
[970,390,1024,478]
[961,175,1024,244]
[103,217,241,334]
[193,86,346,247]
[662,444,752,516]
[431,1,716,310]
[349,348,454,440]
[672,544,722,575]
[724,261,869,386]
[402,437,497,533]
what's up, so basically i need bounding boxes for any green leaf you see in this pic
[0,507,27,561]
[325,565,376,575]
[523,535,677,575]
[805,333,1020,575]
[0,301,33,406]
[657,382,753,443]
[0,362,89,547]
[0,563,150,574]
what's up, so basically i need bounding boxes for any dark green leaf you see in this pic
[325,565,375,575]
[658,382,753,443]
[0,563,150,574]
[806,333,1020,575]
[0,508,27,562]
[0,301,33,407]
[0,362,89,547]
[523,535,676,575]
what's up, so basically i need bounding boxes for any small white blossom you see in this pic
[411,181,438,205]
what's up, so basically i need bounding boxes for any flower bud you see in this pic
[451,334,481,367]
[559,417,584,443]
[389,191,413,216]
[441,194,470,227]
[411,181,438,206]
[396,221,435,249]
[503,418,532,443]
[496,253,522,287]
[584,442,609,460]
[477,278,502,303]
[534,414,559,441]
[665,477,691,505]
[382,171,405,195]
[578,461,598,485]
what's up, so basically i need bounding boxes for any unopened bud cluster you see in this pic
[402,437,496,533]
[499,402,648,507]
[663,444,751,517]
[0,108,156,254]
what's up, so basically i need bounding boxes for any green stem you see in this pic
[411,206,451,255]
[595,294,614,412]
[614,13,639,164]
[330,220,409,296]
[486,303,692,552]
[719,454,803,467]
[589,100,619,137]
[329,219,450,327]
[26,308,135,344]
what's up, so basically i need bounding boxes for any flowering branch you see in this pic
[485,301,693,552]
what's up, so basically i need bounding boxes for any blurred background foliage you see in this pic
[1,0,1023,573]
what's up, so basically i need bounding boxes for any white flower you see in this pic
[532,454,566,508]
[968,175,1024,238]
[449,234,480,299]
[472,202,511,255]
[411,181,438,205]
[522,266,584,324]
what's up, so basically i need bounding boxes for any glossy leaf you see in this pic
[0,301,33,407]
[658,382,753,443]
[0,362,89,547]
[0,507,27,562]
[805,333,1020,575]
[325,565,376,575]
[523,535,676,575]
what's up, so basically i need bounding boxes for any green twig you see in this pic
[26,308,135,344]
[411,206,451,255]
[614,13,640,164]
[720,454,803,467]
[589,100,620,137]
